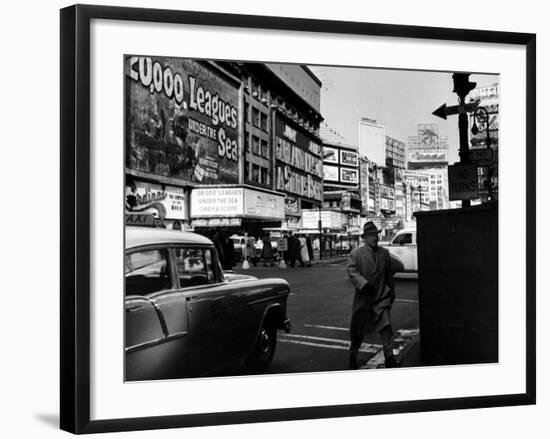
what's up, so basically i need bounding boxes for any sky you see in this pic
[308,66,498,164]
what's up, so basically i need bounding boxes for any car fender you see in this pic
[390,253,405,273]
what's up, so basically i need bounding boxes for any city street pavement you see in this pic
[230,259,420,374]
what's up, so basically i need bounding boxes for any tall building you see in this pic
[124,57,324,234]
[319,126,362,230]
[358,118,386,166]
[407,124,450,210]
[386,135,406,170]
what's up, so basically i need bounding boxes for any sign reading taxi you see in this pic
[448,163,479,201]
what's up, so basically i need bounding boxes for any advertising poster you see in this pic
[125,56,240,185]
[285,197,301,216]
[340,150,358,166]
[190,187,244,217]
[274,116,323,201]
[244,188,285,219]
[340,168,359,184]
[125,180,187,220]
[359,158,370,216]
[322,146,339,163]
[323,165,339,182]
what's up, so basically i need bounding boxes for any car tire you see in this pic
[245,324,277,373]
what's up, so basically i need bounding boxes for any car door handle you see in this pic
[126,305,143,312]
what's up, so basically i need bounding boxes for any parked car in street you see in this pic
[380,228,418,272]
[125,227,291,381]
[230,234,278,261]
[230,235,247,261]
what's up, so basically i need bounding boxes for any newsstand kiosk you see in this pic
[415,202,498,366]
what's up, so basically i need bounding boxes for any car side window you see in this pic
[393,233,412,245]
[125,249,171,296]
[174,248,216,288]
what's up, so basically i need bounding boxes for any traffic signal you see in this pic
[452,73,476,99]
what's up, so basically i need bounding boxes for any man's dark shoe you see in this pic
[384,355,401,368]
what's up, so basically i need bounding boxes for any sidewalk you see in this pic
[361,330,421,369]
[236,255,348,270]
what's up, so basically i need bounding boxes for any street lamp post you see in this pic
[471,106,494,200]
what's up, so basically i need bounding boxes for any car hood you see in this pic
[224,271,258,282]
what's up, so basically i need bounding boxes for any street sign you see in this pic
[277,238,288,252]
[432,102,478,120]
[470,149,494,167]
[448,163,479,201]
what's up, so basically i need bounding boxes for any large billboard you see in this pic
[322,146,339,163]
[407,123,448,165]
[340,168,359,184]
[322,143,359,188]
[190,187,285,219]
[323,165,339,182]
[274,116,323,202]
[125,56,240,185]
[125,180,187,220]
[358,119,386,166]
[340,150,359,166]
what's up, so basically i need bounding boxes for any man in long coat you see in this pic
[287,232,300,267]
[346,221,399,369]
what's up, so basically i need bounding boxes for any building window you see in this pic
[252,164,260,183]
[245,131,250,152]
[252,108,260,128]
[260,167,269,185]
[244,102,250,123]
[260,112,268,131]
[252,136,260,155]
[261,139,269,158]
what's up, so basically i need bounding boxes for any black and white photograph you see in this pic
[124,55,500,381]
[50,1,539,435]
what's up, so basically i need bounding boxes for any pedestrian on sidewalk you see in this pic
[346,221,399,369]
[287,231,301,267]
[305,234,314,265]
[261,233,274,266]
[298,235,311,267]
[244,232,257,267]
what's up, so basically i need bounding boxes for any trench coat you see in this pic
[287,235,300,261]
[306,236,314,261]
[299,237,310,263]
[261,237,273,259]
[347,244,395,334]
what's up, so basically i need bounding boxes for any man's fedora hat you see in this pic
[362,221,382,236]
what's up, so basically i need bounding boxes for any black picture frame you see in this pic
[60,4,536,434]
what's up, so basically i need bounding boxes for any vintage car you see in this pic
[230,234,278,261]
[125,227,291,381]
[380,228,417,272]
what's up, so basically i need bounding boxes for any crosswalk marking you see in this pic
[280,326,419,367]
[303,324,348,331]
[281,332,381,351]
[279,336,380,354]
